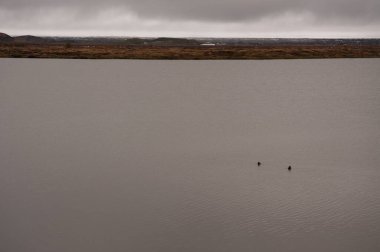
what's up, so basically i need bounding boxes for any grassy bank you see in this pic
[1,44,380,59]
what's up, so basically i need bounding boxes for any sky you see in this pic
[0,0,379,38]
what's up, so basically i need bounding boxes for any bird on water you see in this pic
[257,162,261,166]
[288,166,292,171]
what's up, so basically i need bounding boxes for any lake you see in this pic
[1,59,380,252]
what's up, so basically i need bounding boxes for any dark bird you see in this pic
[288,166,292,171]
[257,162,261,166]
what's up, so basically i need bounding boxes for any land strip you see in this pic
[1,44,380,59]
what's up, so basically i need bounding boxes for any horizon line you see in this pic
[3,33,380,40]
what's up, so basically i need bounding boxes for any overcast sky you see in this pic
[1,0,379,37]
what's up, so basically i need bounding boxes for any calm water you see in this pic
[1,59,380,252]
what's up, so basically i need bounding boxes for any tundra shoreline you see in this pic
[1,44,379,59]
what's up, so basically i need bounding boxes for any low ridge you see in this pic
[0,32,14,42]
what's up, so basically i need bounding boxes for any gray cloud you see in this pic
[1,0,379,37]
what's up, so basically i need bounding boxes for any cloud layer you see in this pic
[1,0,379,37]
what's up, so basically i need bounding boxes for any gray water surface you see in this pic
[1,59,380,252]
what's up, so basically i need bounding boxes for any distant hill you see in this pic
[0,32,14,42]
[149,37,200,46]
[0,35,200,46]
[0,33,49,44]
[14,35,47,44]
[50,37,201,46]
[1,32,379,47]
